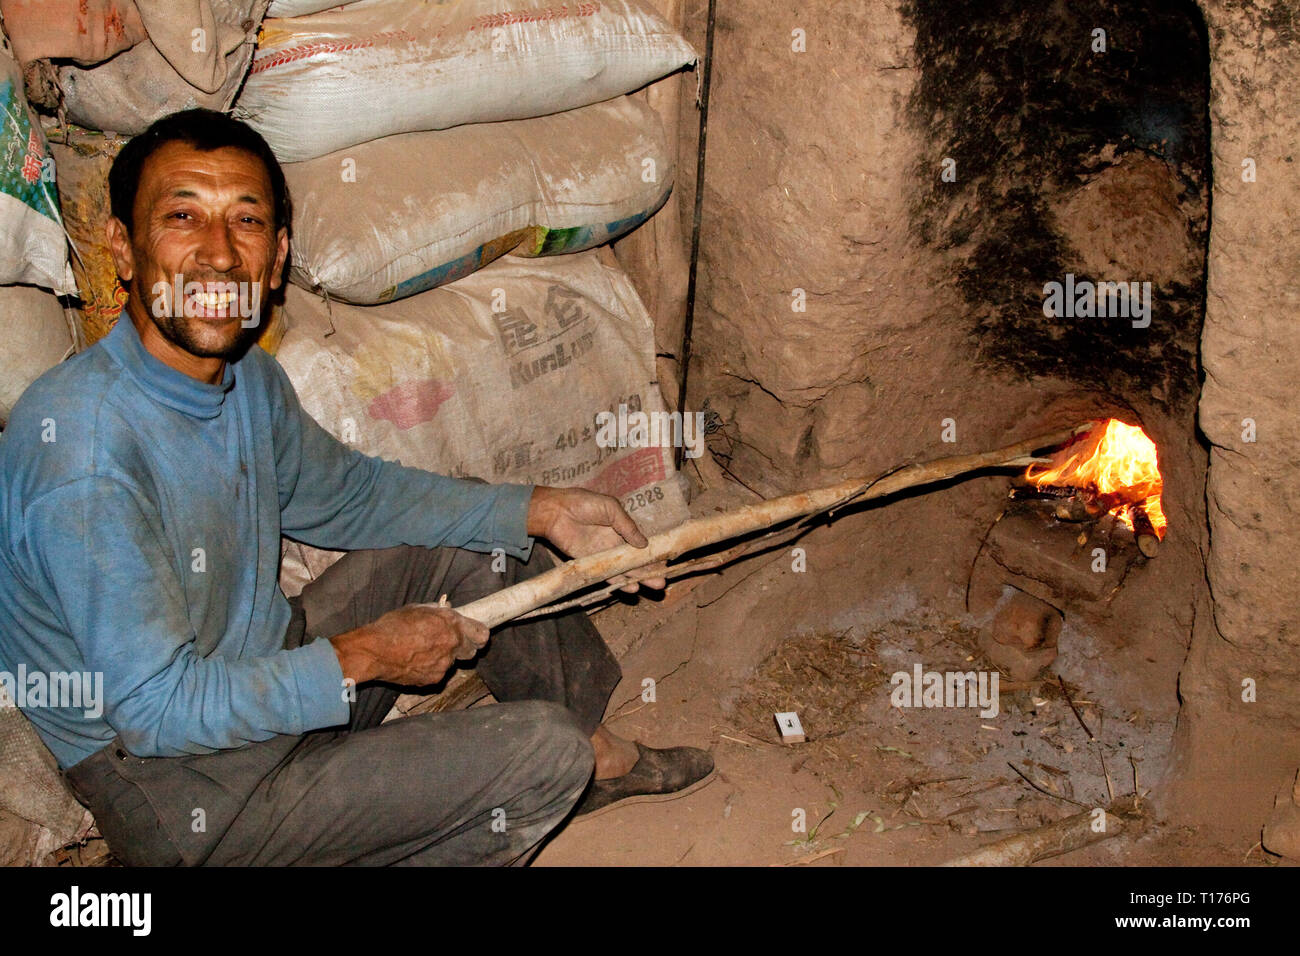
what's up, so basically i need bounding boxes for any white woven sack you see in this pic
[284,95,672,304]
[234,0,697,161]
[276,249,690,594]
[0,284,76,425]
[0,687,91,862]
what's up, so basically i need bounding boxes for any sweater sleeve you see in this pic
[23,476,351,758]
[266,357,536,561]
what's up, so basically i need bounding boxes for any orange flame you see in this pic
[1026,419,1167,538]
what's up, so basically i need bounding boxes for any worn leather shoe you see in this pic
[573,742,715,819]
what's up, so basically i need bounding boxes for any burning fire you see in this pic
[1026,419,1167,538]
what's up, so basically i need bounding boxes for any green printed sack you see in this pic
[0,36,74,293]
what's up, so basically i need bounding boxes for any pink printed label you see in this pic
[367,379,455,430]
[581,446,666,498]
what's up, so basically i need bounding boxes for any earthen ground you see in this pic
[536,470,1278,867]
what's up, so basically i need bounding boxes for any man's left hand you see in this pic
[527,487,667,593]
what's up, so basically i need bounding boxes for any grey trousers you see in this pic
[62,543,622,866]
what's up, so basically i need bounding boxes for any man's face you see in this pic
[107,141,289,363]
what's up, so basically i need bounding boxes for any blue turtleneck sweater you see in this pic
[0,316,536,769]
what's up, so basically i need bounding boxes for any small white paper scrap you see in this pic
[774,711,805,744]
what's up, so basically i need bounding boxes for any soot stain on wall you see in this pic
[901,0,1210,405]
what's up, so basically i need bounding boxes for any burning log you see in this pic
[1131,509,1161,558]
[1045,487,1159,556]
[1022,418,1168,541]
[1053,497,1100,523]
[1049,491,1105,522]
[422,425,1090,629]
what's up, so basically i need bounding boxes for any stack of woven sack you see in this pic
[229,0,698,585]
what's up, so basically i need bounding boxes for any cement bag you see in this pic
[234,0,697,161]
[285,96,672,304]
[0,688,91,864]
[276,249,690,595]
[58,0,271,134]
[0,284,76,425]
[0,37,74,294]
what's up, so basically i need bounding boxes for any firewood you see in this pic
[1052,495,1105,522]
[1010,481,1081,500]
[941,796,1140,866]
[1013,482,1161,554]
[1130,508,1161,557]
[421,425,1090,629]
[1009,483,1100,520]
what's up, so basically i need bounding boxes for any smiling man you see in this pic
[0,109,712,866]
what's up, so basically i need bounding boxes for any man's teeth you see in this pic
[190,290,237,308]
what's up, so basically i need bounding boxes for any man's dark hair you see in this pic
[108,108,291,235]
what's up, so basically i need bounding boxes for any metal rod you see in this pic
[673,0,717,470]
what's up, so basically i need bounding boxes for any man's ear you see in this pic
[105,216,135,283]
[269,226,290,291]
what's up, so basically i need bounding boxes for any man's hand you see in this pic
[527,486,667,593]
[330,604,489,687]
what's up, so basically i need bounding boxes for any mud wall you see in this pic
[678,0,967,496]
[677,0,1209,492]
[1170,0,1300,837]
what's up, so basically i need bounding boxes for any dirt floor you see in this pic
[537,596,1278,867]
[534,473,1282,867]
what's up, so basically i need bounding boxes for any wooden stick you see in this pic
[1007,761,1089,809]
[1059,676,1096,742]
[423,425,1089,629]
[513,519,807,620]
[941,796,1139,867]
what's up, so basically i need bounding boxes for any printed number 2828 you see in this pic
[624,486,664,513]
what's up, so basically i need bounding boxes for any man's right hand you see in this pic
[329,605,490,687]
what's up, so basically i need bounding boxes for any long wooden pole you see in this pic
[424,425,1089,629]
